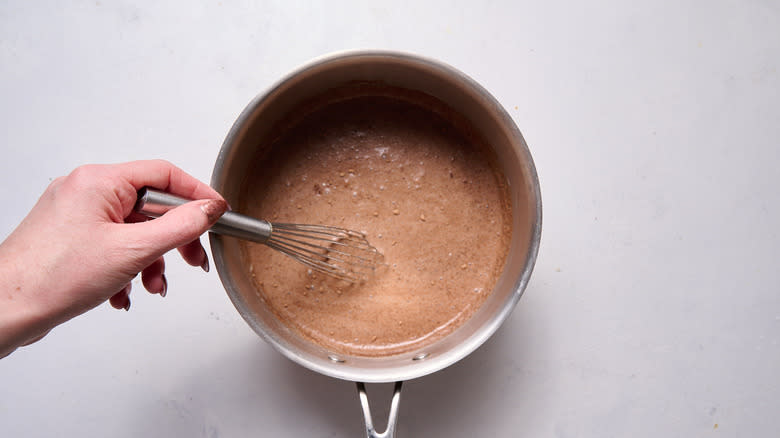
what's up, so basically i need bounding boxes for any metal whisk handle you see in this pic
[134,187,272,244]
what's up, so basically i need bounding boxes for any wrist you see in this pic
[0,291,50,359]
[0,241,56,358]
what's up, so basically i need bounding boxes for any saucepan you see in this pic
[209,51,541,437]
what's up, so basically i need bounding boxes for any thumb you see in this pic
[127,198,228,258]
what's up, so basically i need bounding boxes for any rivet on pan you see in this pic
[412,353,429,361]
[328,354,346,363]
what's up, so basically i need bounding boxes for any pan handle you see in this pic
[356,381,403,438]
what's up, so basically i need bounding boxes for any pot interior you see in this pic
[210,52,541,382]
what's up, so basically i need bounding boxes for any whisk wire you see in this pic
[267,232,381,266]
[266,223,384,282]
[265,236,373,270]
[270,229,369,249]
[272,224,376,247]
[265,241,359,282]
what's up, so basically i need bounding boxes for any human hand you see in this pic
[0,160,228,357]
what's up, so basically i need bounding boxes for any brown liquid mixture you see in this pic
[241,87,511,357]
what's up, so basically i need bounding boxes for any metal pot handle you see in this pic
[356,381,403,438]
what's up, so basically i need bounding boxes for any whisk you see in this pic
[134,187,383,282]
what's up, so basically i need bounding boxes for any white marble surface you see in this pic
[1,1,779,436]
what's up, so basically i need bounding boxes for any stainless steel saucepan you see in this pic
[209,51,542,437]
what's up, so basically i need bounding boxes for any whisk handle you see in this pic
[134,187,272,244]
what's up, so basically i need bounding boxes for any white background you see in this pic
[1,1,779,437]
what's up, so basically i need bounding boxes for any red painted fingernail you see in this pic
[124,298,131,311]
[200,199,228,223]
[160,275,168,297]
[201,256,210,273]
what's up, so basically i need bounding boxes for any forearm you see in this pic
[0,242,51,358]
[0,298,43,359]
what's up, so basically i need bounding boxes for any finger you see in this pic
[177,238,209,272]
[47,175,67,192]
[113,160,224,217]
[21,330,51,347]
[109,283,132,311]
[141,257,167,297]
[124,211,151,224]
[120,198,228,263]
[120,159,222,198]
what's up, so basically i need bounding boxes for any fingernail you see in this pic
[160,275,168,297]
[124,298,131,311]
[201,255,210,273]
[201,199,228,223]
